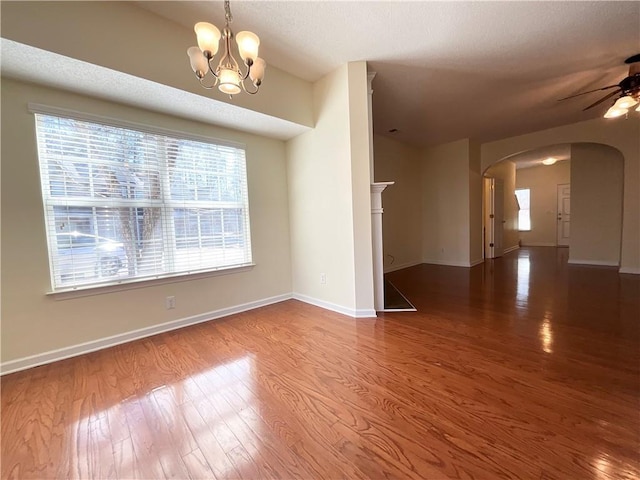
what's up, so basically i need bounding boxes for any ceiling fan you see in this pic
[559,53,640,118]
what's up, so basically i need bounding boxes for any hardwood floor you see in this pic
[2,247,639,479]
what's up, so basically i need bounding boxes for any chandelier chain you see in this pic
[224,0,233,26]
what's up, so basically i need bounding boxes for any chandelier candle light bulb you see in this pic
[187,0,266,97]
[194,22,221,57]
[187,47,209,78]
[218,68,242,95]
[236,31,260,62]
[249,57,266,85]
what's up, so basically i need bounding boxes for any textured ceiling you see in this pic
[0,40,310,141]
[137,1,640,148]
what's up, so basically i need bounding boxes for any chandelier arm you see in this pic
[207,57,222,81]
[241,79,259,95]
[218,28,241,73]
[239,59,254,81]
[198,74,218,89]
[207,57,220,78]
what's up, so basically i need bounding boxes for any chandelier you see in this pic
[187,0,266,97]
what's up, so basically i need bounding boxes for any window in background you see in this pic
[34,112,252,291]
[515,188,531,231]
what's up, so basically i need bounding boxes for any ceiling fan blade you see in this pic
[583,90,620,111]
[558,84,619,101]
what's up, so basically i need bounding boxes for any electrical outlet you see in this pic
[320,273,326,285]
[166,296,176,309]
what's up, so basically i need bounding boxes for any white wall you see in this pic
[485,161,519,251]
[0,1,313,128]
[421,139,473,266]
[516,161,571,246]
[373,135,422,272]
[1,79,293,367]
[570,144,624,266]
[482,117,640,274]
[286,62,374,317]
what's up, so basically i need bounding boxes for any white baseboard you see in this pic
[619,266,640,275]
[292,293,376,318]
[521,242,557,247]
[0,293,292,376]
[568,259,619,267]
[470,258,484,267]
[503,245,520,255]
[384,260,422,273]
[422,258,477,268]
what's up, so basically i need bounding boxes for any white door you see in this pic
[485,178,504,258]
[557,184,570,247]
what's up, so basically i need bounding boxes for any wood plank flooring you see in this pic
[2,247,639,479]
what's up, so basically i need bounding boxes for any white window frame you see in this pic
[31,104,254,294]
[515,188,531,232]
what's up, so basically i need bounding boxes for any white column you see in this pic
[367,72,376,184]
[371,182,394,311]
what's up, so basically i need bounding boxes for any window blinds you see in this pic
[34,113,252,291]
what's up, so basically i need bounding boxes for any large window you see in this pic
[515,188,531,231]
[34,111,252,291]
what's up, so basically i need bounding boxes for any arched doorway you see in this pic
[481,143,624,267]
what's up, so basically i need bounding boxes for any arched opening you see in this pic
[481,143,624,266]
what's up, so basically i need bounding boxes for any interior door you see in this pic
[557,183,570,247]
[485,177,504,258]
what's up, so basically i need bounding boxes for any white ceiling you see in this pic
[1,39,310,141]
[509,144,571,170]
[137,1,640,148]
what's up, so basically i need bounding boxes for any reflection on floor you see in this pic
[2,246,638,479]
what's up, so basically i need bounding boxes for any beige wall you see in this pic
[469,141,483,264]
[516,161,571,246]
[286,62,374,316]
[347,63,375,312]
[421,139,473,266]
[482,117,640,274]
[1,1,313,128]
[485,161,519,251]
[570,144,624,266]
[373,134,422,272]
[1,79,293,366]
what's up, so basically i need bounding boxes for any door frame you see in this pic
[484,177,504,259]
[556,183,570,247]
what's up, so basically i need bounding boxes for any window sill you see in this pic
[47,263,255,300]
[518,229,532,232]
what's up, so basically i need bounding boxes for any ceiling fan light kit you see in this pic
[613,95,638,109]
[603,106,628,119]
[187,0,266,97]
[604,92,639,118]
[559,54,640,119]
